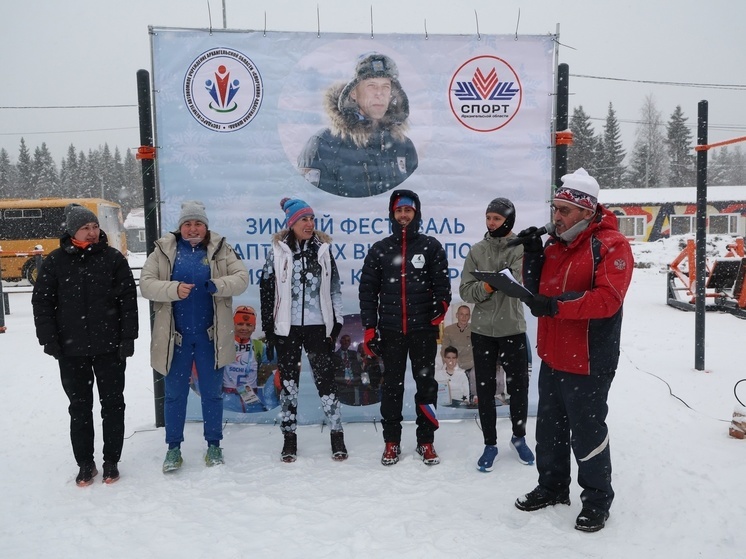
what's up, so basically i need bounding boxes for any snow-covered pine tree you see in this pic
[666,105,695,188]
[628,95,667,188]
[595,103,626,189]
[568,105,599,176]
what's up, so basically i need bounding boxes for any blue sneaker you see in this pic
[477,445,498,472]
[510,436,535,465]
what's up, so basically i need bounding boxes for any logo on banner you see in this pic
[184,47,263,132]
[449,55,522,132]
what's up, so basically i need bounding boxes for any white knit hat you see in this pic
[554,168,600,210]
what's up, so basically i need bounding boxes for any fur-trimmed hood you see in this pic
[323,82,411,149]
[271,229,333,246]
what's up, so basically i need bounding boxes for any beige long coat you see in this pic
[139,231,249,375]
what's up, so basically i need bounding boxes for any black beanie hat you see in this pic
[64,203,99,236]
[486,197,516,238]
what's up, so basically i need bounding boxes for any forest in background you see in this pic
[0,140,144,217]
[2,97,745,219]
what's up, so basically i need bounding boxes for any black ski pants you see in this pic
[379,328,439,444]
[535,362,615,513]
[58,352,126,466]
[471,331,530,445]
[276,325,342,432]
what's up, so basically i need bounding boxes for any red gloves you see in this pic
[431,301,449,326]
[363,328,380,357]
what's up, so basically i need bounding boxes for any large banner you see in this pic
[150,28,556,424]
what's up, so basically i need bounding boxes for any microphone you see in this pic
[506,222,555,247]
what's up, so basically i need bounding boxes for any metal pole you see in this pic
[0,255,7,332]
[137,69,165,426]
[554,63,569,188]
[694,100,708,371]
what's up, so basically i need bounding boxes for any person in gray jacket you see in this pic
[140,201,248,473]
[460,198,534,473]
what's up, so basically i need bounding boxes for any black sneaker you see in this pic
[331,430,348,461]
[575,508,609,532]
[515,486,571,511]
[75,461,98,487]
[102,462,120,484]
[281,432,297,463]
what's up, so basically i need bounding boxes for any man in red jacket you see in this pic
[513,168,634,533]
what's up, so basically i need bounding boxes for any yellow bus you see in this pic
[0,198,128,284]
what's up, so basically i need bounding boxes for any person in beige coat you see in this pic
[140,201,248,473]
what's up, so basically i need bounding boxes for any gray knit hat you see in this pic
[64,203,99,236]
[177,200,209,228]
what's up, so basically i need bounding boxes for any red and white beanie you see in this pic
[554,168,600,210]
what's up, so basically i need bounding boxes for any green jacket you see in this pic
[459,232,526,338]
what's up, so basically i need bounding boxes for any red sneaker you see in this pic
[381,442,401,466]
[416,443,440,465]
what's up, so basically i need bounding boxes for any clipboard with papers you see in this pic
[471,269,533,299]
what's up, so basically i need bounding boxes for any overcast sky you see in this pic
[1,0,744,163]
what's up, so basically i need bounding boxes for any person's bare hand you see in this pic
[178,283,195,299]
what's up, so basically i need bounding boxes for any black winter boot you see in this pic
[102,461,120,484]
[75,461,98,487]
[575,508,609,532]
[331,430,348,461]
[515,486,571,511]
[281,432,297,463]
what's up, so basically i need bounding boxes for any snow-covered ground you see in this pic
[2,237,746,558]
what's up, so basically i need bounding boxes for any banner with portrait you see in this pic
[150,28,557,424]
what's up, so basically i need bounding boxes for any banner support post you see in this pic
[694,100,708,371]
[554,63,569,188]
[137,69,165,427]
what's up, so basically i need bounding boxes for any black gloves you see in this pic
[511,226,545,253]
[264,332,277,362]
[119,339,135,361]
[330,322,343,344]
[44,341,62,359]
[522,294,558,317]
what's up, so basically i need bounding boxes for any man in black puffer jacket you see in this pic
[32,203,138,487]
[358,189,451,466]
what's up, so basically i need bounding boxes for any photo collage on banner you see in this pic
[150,28,557,424]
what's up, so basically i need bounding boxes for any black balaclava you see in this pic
[486,197,515,238]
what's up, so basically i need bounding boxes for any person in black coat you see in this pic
[32,203,138,487]
[358,189,451,466]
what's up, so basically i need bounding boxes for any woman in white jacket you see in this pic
[260,198,346,463]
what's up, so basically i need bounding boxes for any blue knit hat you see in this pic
[281,197,314,229]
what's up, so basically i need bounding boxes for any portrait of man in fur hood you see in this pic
[298,52,418,198]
